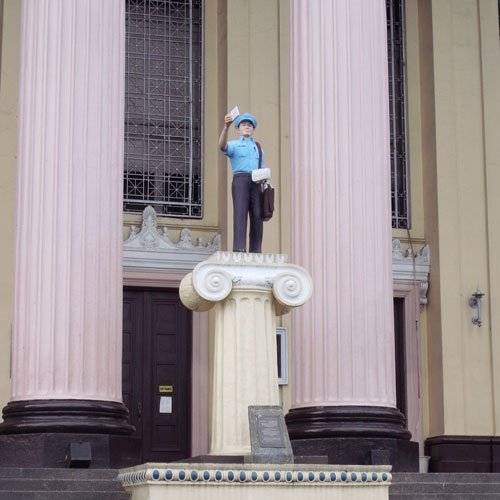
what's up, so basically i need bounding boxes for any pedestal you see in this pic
[180,252,312,456]
[119,463,392,500]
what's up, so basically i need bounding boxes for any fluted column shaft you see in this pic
[211,288,279,455]
[290,0,396,410]
[12,0,125,403]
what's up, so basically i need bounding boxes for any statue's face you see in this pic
[237,121,255,138]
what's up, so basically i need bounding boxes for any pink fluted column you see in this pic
[286,0,416,468]
[0,0,133,436]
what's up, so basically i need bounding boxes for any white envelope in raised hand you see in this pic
[229,106,240,120]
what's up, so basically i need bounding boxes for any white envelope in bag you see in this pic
[251,168,271,183]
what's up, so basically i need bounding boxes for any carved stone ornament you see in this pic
[392,239,430,305]
[179,251,313,314]
[123,206,221,273]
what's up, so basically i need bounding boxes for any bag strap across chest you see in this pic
[256,142,262,169]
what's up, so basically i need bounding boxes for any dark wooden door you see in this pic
[393,297,407,420]
[123,288,192,462]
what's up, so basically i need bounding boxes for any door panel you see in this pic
[122,291,143,431]
[123,288,192,463]
[394,297,407,420]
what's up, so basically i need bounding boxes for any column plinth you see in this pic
[180,251,312,456]
[0,400,134,435]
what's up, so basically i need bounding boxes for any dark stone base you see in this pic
[425,435,500,472]
[0,400,135,435]
[285,405,418,472]
[286,405,412,440]
[290,437,418,472]
[0,433,142,468]
[494,437,500,472]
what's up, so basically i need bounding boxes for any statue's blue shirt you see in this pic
[224,136,265,174]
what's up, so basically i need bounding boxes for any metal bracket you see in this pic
[469,287,485,327]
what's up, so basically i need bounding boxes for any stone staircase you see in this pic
[390,473,500,499]
[0,468,130,500]
[2,468,500,499]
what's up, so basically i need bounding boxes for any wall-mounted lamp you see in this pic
[469,287,485,327]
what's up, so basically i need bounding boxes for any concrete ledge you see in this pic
[119,463,392,500]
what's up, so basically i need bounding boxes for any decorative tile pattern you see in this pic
[119,466,392,486]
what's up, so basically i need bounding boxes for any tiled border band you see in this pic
[119,467,392,486]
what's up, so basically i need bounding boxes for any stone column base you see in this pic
[0,432,142,468]
[286,406,418,472]
[0,399,135,435]
[289,437,418,472]
[286,406,412,439]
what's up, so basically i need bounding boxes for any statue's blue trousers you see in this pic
[231,173,263,253]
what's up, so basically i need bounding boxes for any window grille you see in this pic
[125,0,203,217]
[387,0,410,229]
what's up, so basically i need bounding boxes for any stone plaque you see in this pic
[258,416,285,448]
[246,405,293,464]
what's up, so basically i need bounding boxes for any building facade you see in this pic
[0,0,499,472]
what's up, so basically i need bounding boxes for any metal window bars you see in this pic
[387,0,410,229]
[124,0,203,217]
[124,0,407,224]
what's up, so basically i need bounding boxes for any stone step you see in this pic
[0,493,130,500]
[0,468,130,500]
[390,473,500,500]
[0,468,120,479]
[0,478,125,492]
[390,495,500,500]
[392,473,500,483]
[390,482,500,494]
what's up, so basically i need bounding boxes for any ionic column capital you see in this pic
[179,251,313,313]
